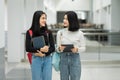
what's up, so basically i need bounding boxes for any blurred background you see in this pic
[0,0,120,80]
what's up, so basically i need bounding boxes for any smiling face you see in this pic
[39,14,47,27]
[63,14,69,27]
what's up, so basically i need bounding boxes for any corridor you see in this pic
[5,61,120,80]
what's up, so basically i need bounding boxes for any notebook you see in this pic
[61,44,74,52]
[32,36,45,49]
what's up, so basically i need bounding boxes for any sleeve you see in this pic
[76,31,86,53]
[56,30,62,52]
[25,31,37,53]
[45,31,55,56]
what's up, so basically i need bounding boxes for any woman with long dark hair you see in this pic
[56,11,86,80]
[25,10,55,80]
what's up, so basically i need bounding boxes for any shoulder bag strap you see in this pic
[28,30,33,37]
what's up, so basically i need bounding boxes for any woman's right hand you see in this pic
[59,45,66,52]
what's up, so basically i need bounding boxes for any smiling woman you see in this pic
[25,10,55,80]
[56,11,86,80]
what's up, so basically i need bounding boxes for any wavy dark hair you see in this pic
[30,10,48,36]
[65,11,79,31]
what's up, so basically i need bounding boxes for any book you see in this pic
[61,44,74,52]
[32,36,45,49]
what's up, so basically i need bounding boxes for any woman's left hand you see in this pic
[40,45,49,53]
[34,50,45,57]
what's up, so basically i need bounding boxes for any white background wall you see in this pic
[111,0,120,32]
[7,0,44,62]
[56,0,91,11]
[93,0,111,30]
[25,0,44,30]
[0,0,5,48]
[44,0,91,25]
[0,0,5,79]
[7,0,24,62]
[93,0,120,31]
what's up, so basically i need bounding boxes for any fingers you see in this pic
[43,46,49,49]
[35,50,45,57]
[40,45,49,53]
[34,53,39,56]
[37,50,41,53]
[35,45,49,57]
[59,45,65,52]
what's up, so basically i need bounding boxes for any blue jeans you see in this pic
[31,55,52,80]
[60,52,81,80]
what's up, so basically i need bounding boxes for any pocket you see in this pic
[71,53,81,66]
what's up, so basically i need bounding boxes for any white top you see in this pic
[56,28,86,53]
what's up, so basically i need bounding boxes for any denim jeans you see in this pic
[31,55,52,80]
[60,52,81,80]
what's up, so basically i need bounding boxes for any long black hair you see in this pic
[30,10,48,36]
[65,11,79,31]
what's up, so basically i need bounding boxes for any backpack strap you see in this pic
[27,30,33,64]
[28,30,33,37]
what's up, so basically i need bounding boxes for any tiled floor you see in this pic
[6,62,31,80]
[5,61,120,80]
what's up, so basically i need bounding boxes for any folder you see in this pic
[61,44,74,52]
[32,36,45,49]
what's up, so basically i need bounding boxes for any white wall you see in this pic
[93,0,111,10]
[44,0,56,25]
[44,0,91,25]
[93,0,120,31]
[0,0,5,48]
[111,0,120,32]
[7,0,24,62]
[25,0,44,30]
[7,0,44,62]
[102,0,111,7]
[93,0,111,30]
[0,0,5,72]
[45,8,56,25]
[56,0,91,11]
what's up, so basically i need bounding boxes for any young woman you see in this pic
[25,10,55,80]
[56,11,86,80]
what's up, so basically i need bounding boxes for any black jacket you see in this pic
[25,28,55,56]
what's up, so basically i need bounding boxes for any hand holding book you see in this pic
[61,44,74,52]
[40,46,49,53]
[34,50,45,57]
